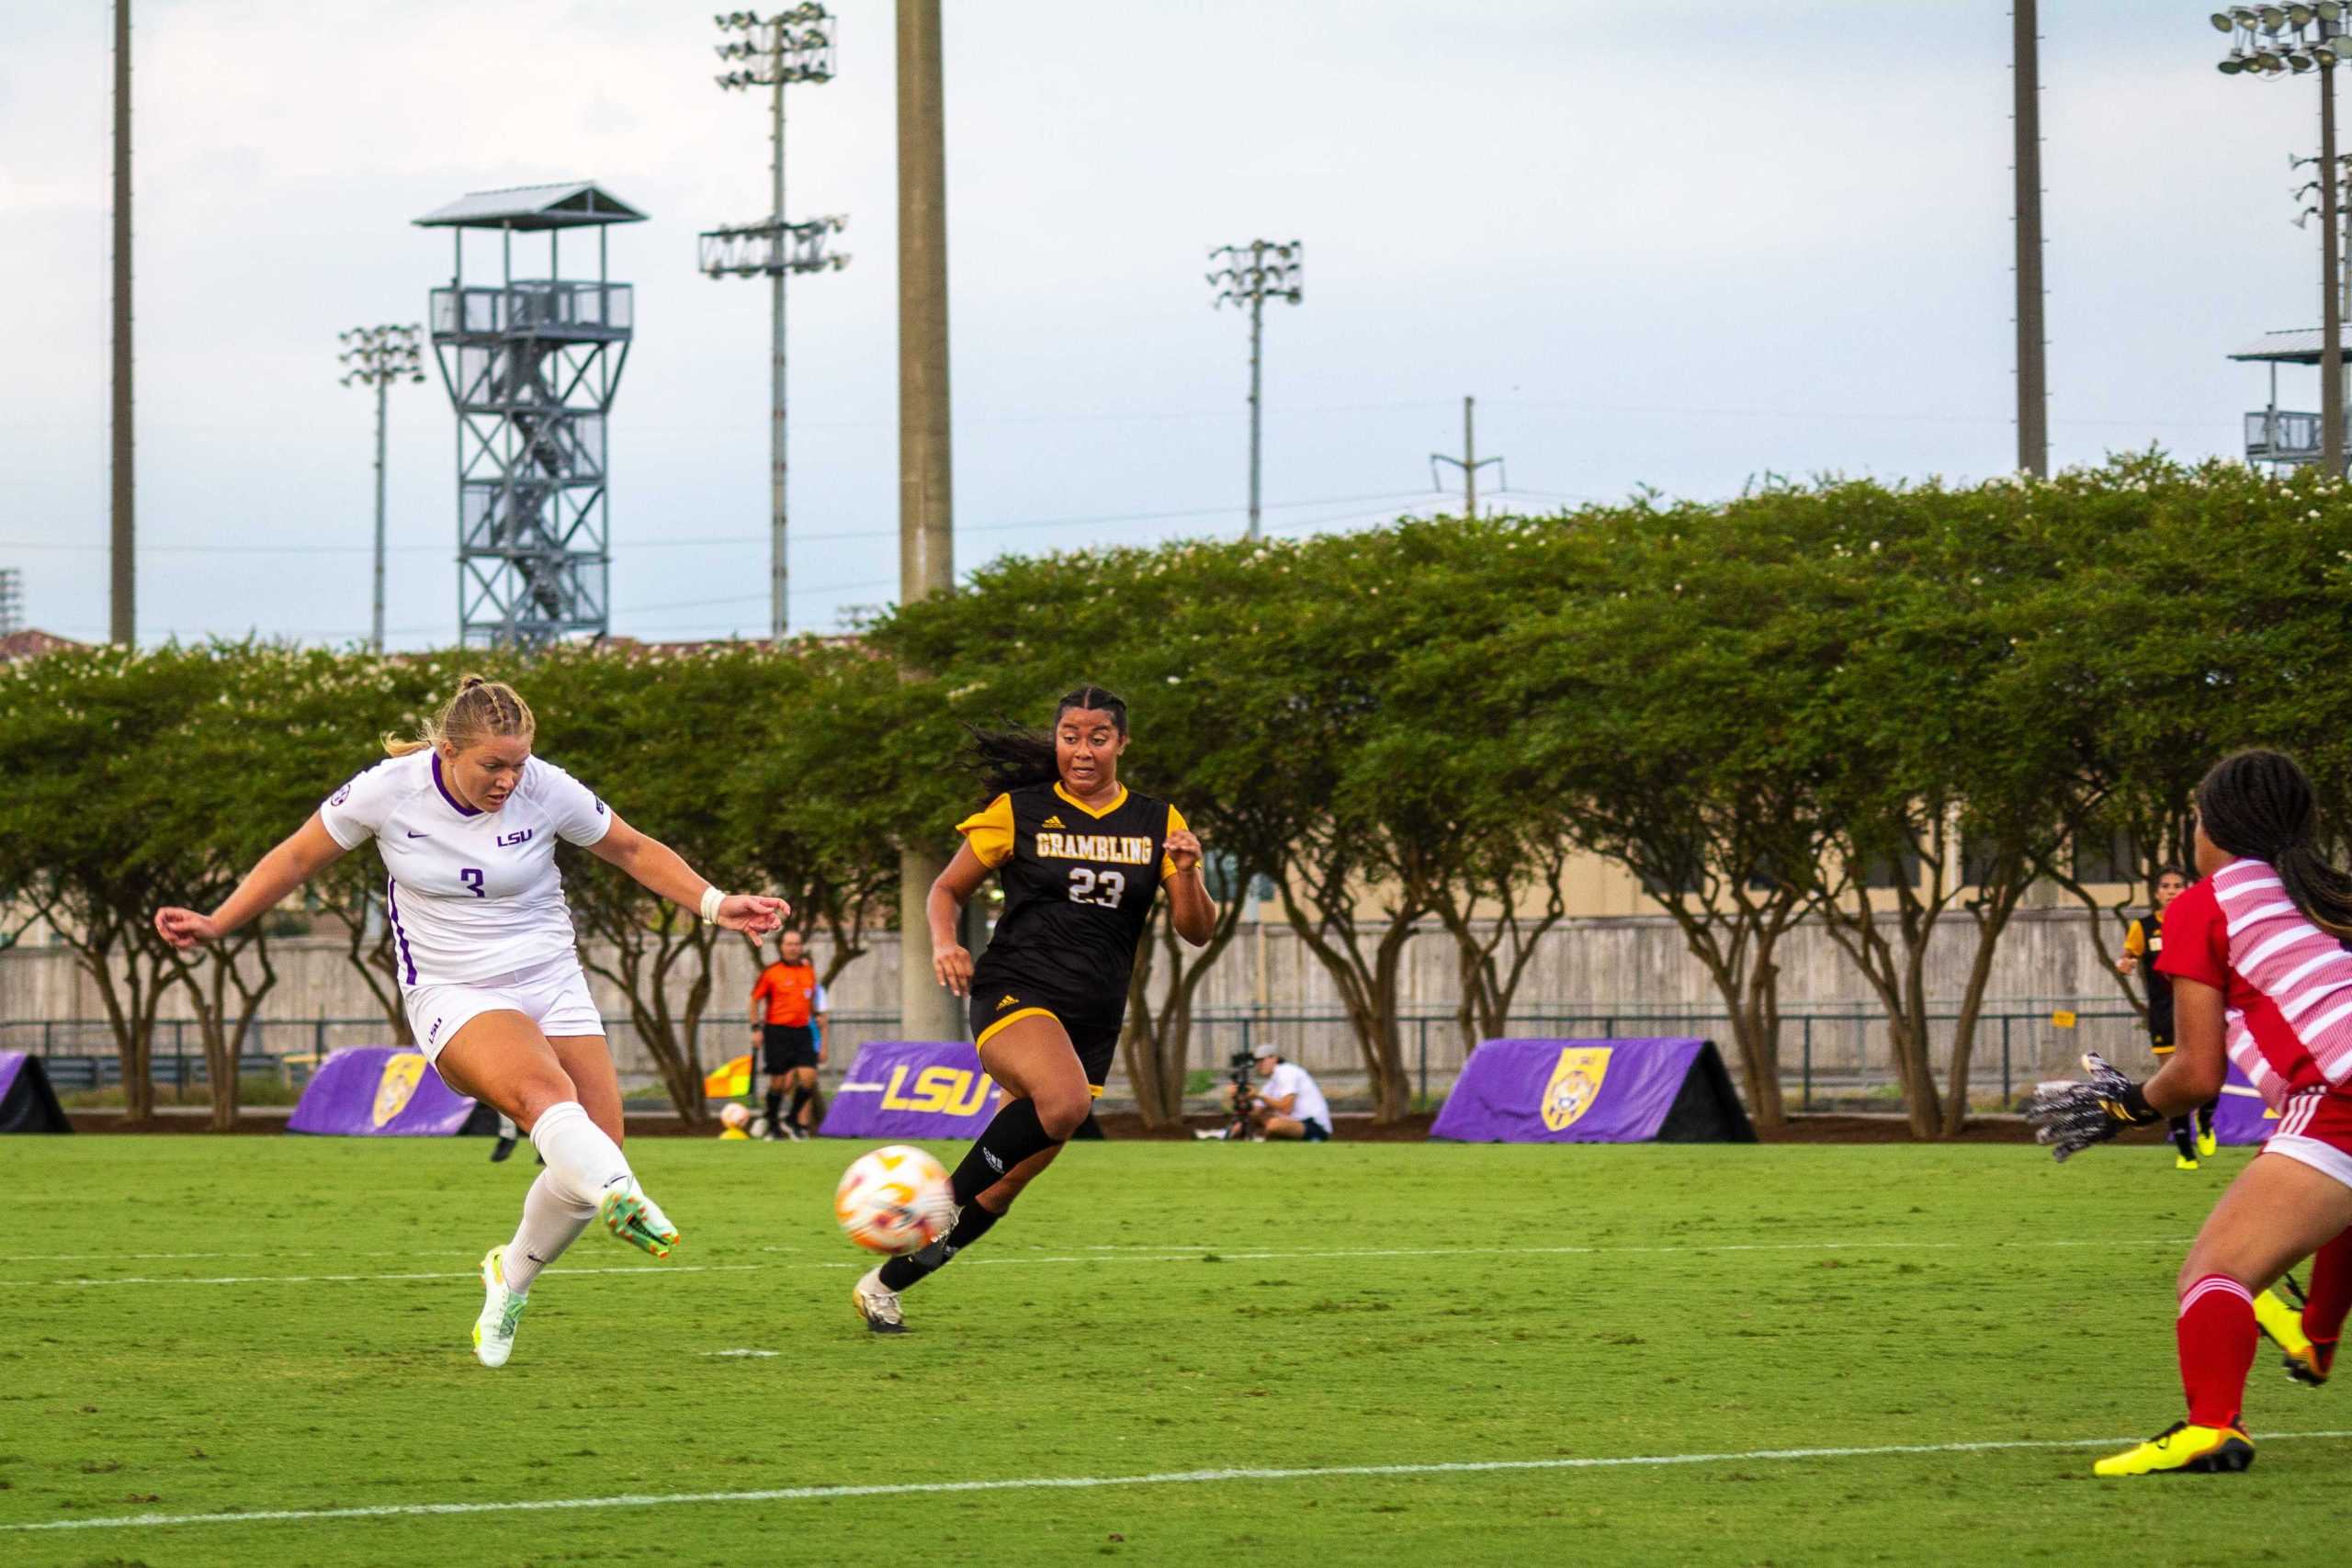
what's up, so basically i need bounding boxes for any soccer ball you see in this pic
[834,1144,955,1256]
[718,1102,752,1133]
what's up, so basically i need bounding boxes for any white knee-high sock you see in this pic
[529,1100,634,1213]
[502,1170,594,1295]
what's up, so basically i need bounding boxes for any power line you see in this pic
[0,487,1448,558]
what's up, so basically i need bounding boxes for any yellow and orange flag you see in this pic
[704,1053,752,1100]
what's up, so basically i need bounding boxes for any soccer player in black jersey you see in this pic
[2120,867,2216,1168]
[852,684,1216,1332]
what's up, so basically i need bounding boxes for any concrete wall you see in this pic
[1,902,2153,1101]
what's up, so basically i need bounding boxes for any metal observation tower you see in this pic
[413,183,645,649]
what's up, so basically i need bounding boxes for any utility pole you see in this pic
[897,0,962,1043]
[1208,241,1303,539]
[704,7,848,641]
[337,325,425,653]
[110,0,134,645]
[1430,396,1504,518]
[2012,1,2048,477]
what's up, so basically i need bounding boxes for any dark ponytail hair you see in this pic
[2194,749,2352,938]
[966,684,1130,799]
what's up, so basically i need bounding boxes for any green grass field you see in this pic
[8,1135,2352,1566]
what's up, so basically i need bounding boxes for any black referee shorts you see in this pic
[761,1022,819,1075]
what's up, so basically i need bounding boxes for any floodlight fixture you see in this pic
[2211,2,2351,477]
[337,323,426,653]
[701,4,844,640]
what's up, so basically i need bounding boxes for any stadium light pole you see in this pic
[1208,241,1303,540]
[704,6,847,641]
[2217,3,2352,476]
[111,0,133,646]
[338,325,425,654]
[2013,1,2048,477]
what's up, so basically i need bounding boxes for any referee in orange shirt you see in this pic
[749,931,830,1140]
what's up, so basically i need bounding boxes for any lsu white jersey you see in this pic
[317,750,612,987]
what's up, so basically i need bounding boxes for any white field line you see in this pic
[0,1235,2194,1291]
[0,1264,764,1289]
[10,1429,2352,1537]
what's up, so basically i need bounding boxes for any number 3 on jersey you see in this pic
[1068,867,1125,908]
[460,867,486,898]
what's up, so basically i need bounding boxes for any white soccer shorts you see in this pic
[402,955,605,1062]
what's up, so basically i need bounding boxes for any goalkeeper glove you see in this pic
[2024,1052,2159,1164]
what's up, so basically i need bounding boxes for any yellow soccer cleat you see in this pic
[2256,1279,2330,1387]
[2176,1154,2201,1171]
[2198,1127,2219,1159]
[2093,1421,2255,1477]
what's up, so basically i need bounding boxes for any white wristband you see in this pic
[698,886,727,926]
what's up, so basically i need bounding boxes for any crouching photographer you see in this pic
[1220,1046,1332,1142]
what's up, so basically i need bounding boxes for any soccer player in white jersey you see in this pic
[153,675,785,1368]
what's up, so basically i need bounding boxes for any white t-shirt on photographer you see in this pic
[1263,1062,1330,1130]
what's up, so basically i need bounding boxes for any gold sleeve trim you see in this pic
[956,794,1016,869]
[1162,802,1191,882]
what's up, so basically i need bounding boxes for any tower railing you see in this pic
[430,281,634,339]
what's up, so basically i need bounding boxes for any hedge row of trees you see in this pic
[7,456,2351,1134]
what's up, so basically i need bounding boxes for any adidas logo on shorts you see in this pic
[998,994,1020,1010]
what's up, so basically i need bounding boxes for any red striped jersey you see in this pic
[2158,858,2352,1110]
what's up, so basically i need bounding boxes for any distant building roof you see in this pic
[2229,328,2352,366]
[413,182,647,231]
[0,628,85,662]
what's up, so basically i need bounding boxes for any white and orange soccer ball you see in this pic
[833,1144,955,1256]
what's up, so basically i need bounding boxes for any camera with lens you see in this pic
[1220,1046,1261,1138]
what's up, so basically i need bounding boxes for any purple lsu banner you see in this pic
[1432,1037,1736,1144]
[820,1041,1001,1141]
[2216,1061,2279,1147]
[287,1047,480,1136]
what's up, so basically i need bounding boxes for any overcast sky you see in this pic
[0,2,2335,648]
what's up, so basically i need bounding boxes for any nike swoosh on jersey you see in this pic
[406,830,430,839]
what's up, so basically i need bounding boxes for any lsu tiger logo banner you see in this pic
[1430,1037,1756,1145]
[372,1053,429,1127]
[1541,1047,1612,1132]
[288,1047,482,1137]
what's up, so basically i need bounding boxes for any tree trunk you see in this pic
[581,913,722,1126]
[1275,873,1422,1123]
[327,887,412,1045]
[1116,918,1173,1127]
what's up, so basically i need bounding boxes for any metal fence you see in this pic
[10,1002,2152,1113]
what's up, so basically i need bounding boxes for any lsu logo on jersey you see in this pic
[372,1052,430,1128]
[1540,1046,1612,1133]
[880,1065,996,1118]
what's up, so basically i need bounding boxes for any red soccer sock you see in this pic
[2177,1274,2257,1430]
[2304,1230,2352,1371]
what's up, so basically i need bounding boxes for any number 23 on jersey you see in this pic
[1068,867,1126,908]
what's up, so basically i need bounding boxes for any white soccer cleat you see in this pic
[472,1246,528,1369]
[852,1267,907,1335]
[599,1181,680,1259]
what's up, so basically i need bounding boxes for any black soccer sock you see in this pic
[2201,1097,2222,1137]
[2169,1113,2197,1158]
[788,1086,812,1127]
[948,1098,1061,1207]
[763,1088,784,1133]
[876,1201,1001,1292]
